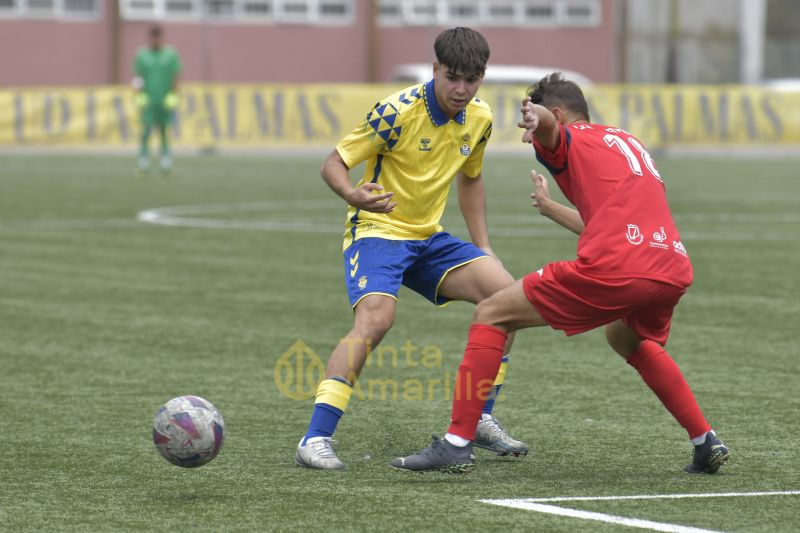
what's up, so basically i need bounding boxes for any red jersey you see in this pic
[533,123,692,288]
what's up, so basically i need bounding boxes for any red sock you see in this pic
[447,324,507,441]
[627,340,711,439]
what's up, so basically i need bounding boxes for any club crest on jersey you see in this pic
[460,142,471,156]
[626,224,643,245]
[358,275,368,290]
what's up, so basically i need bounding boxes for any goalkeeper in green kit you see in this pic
[133,25,182,174]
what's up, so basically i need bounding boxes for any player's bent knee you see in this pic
[355,312,395,340]
[363,318,394,339]
[471,299,501,327]
[605,322,640,358]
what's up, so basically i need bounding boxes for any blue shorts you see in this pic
[343,232,488,307]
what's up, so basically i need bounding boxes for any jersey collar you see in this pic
[424,79,466,126]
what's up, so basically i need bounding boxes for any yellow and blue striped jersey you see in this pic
[336,79,493,250]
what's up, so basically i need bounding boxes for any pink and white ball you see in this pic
[152,395,224,468]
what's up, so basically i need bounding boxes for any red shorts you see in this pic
[522,261,687,345]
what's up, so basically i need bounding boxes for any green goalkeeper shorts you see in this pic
[140,103,172,127]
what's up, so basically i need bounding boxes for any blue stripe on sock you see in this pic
[482,356,509,415]
[304,403,344,443]
[482,384,502,415]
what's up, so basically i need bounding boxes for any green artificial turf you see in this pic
[0,153,798,531]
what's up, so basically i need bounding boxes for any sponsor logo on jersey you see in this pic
[672,240,688,257]
[649,226,669,249]
[418,138,432,152]
[626,224,643,245]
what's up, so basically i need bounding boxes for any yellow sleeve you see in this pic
[336,106,388,169]
[461,122,492,178]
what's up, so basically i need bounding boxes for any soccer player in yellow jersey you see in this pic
[295,27,529,470]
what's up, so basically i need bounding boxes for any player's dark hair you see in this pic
[527,72,590,122]
[149,25,162,37]
[434,27,490,78]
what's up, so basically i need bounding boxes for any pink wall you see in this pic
[0,11,114,86]
[119,21,370,84]
[0,0,616,87]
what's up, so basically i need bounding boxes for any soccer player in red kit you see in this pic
[392,72,731,475]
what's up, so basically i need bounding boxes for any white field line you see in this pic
[480,490,800,533]
[481,501,723,533]
[492,489,800,503]
[136,200,344,233]
[135,201,800,241]
[4,200,798,240]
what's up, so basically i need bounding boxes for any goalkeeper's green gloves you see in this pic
[135,92,149,108]
[164,92,179,110]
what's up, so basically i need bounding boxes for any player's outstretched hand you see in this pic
[518,97,539,143]
[347,183,397,213]
[530,171,551,214]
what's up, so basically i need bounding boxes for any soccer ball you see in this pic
[152,395,225,468]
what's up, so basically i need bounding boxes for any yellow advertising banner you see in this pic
[1,83,798,149]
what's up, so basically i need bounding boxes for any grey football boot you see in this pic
[474,415,530,457]
[390,435,475,474]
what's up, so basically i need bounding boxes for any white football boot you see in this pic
[295,437,345,470]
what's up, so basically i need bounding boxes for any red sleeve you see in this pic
[533,125,570,176]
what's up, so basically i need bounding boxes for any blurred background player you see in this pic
[132,25,182,175]
[295,27,529,470]
[392,72,730,475]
